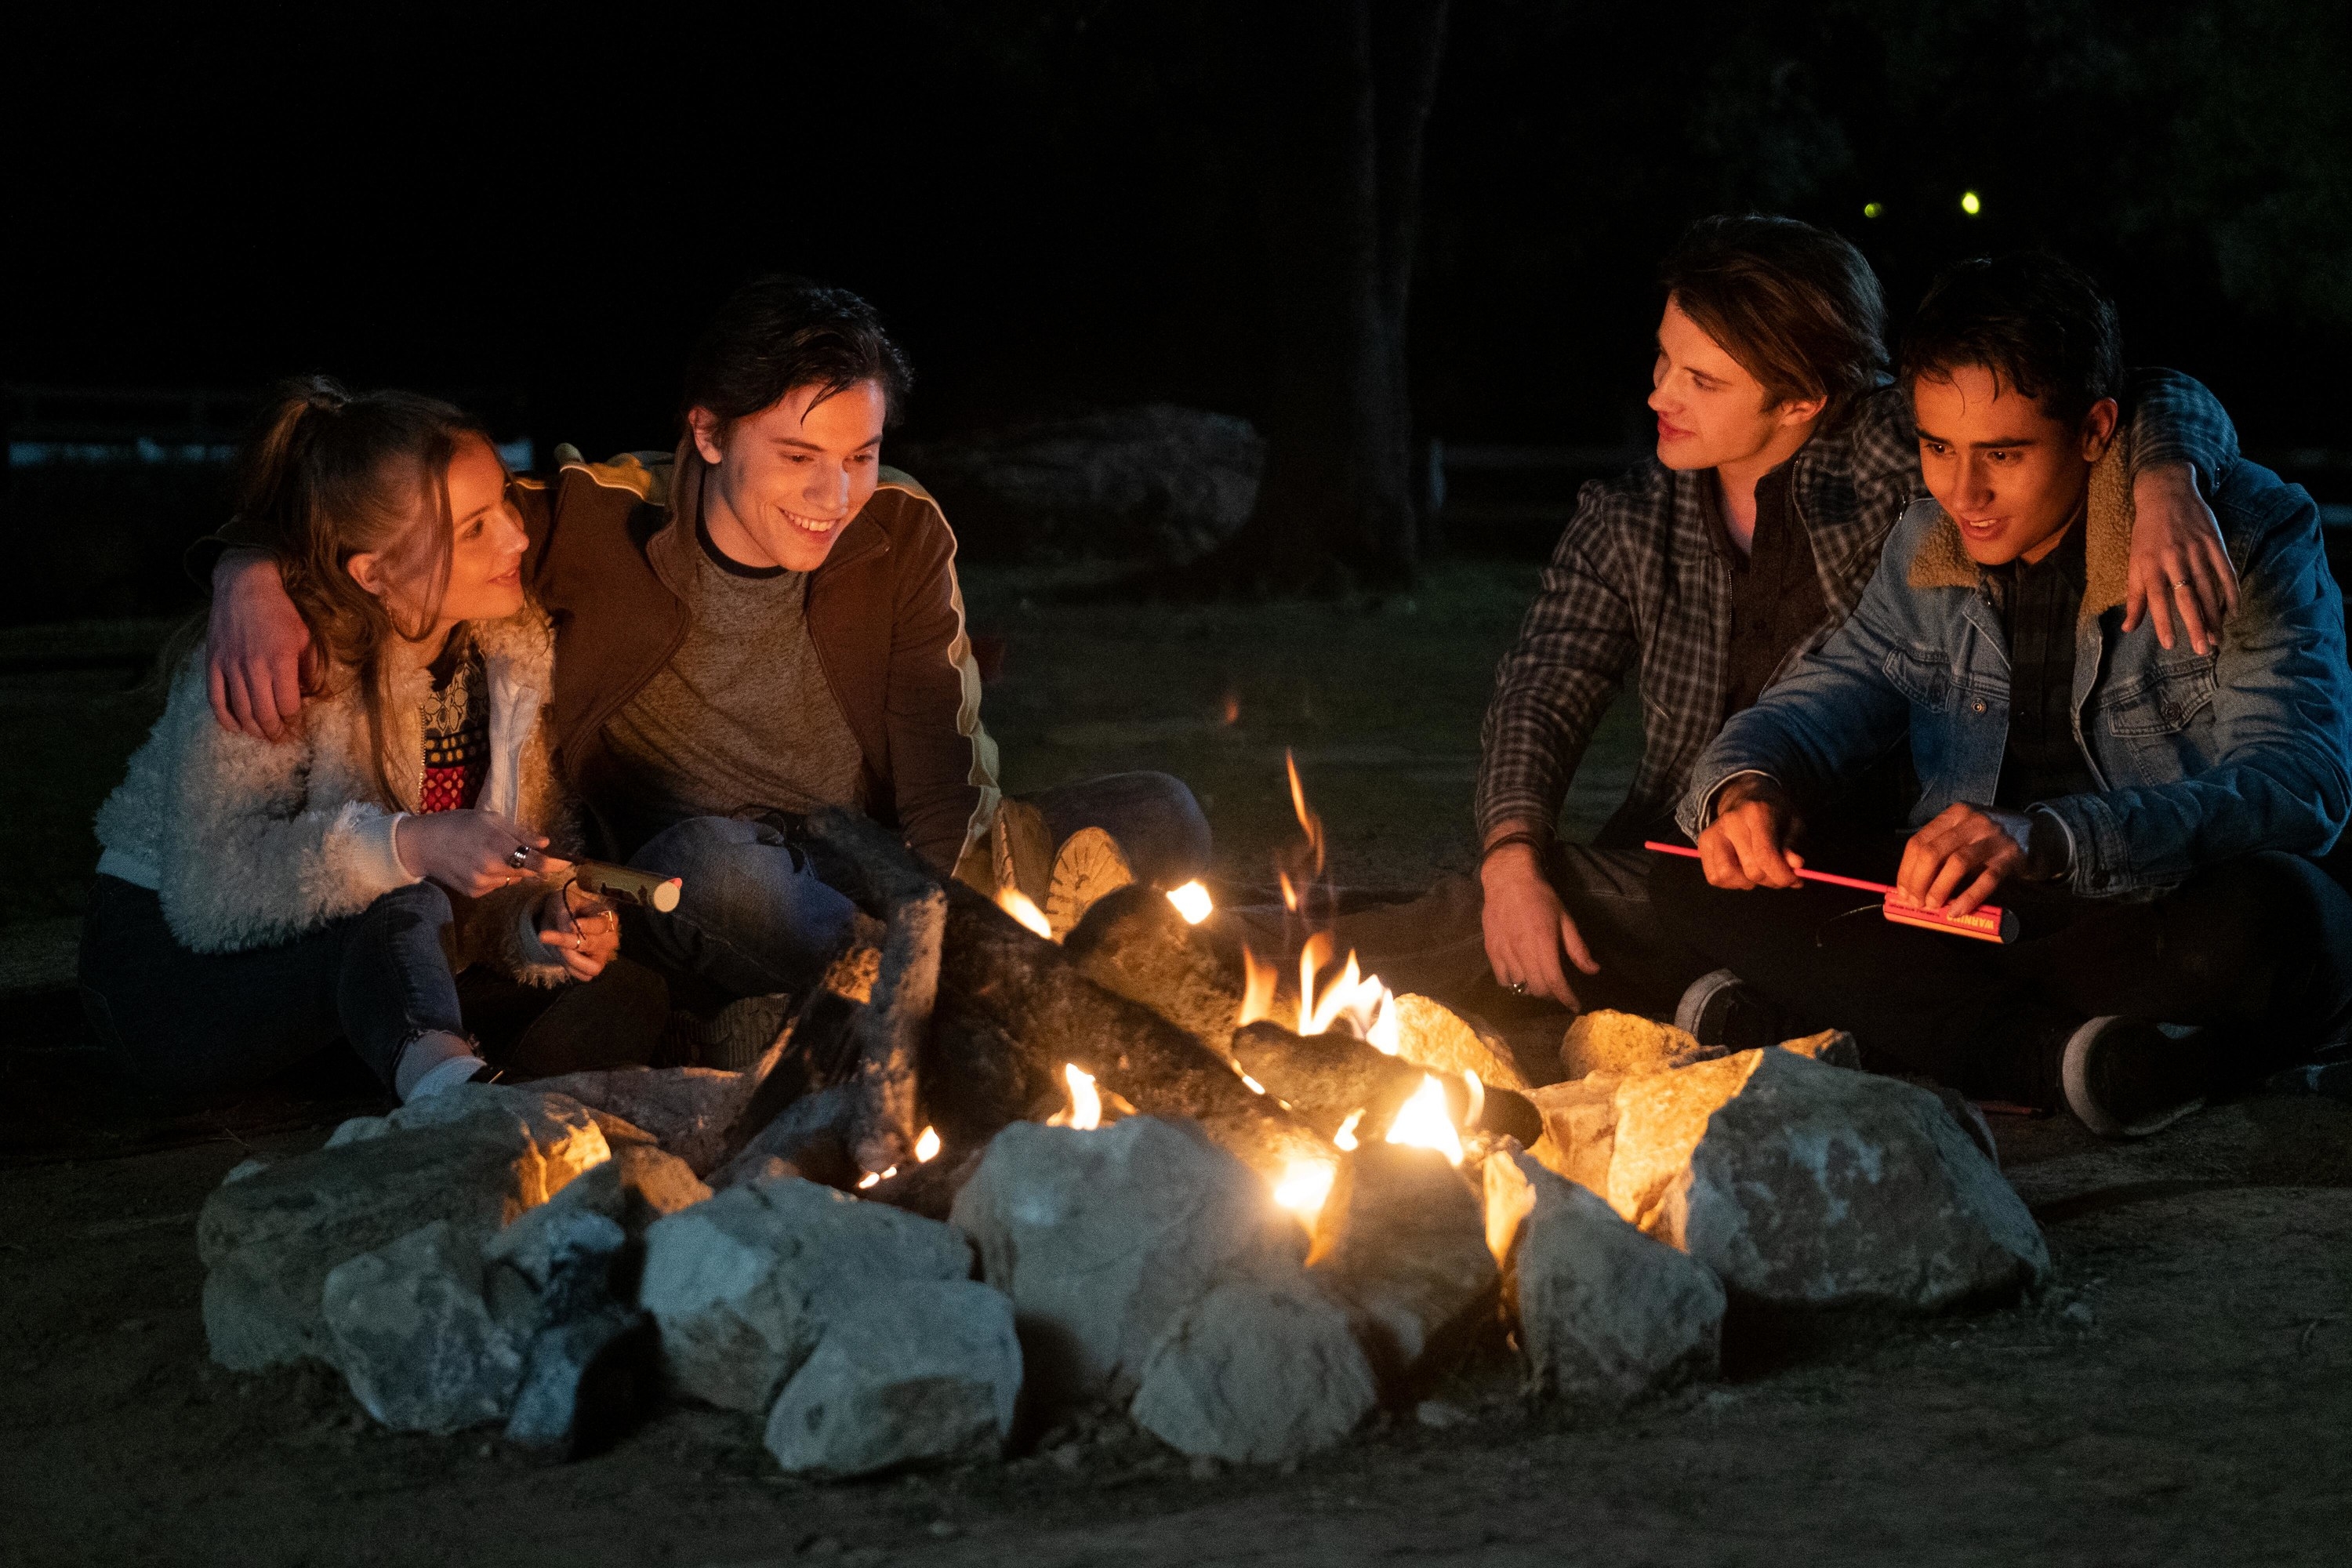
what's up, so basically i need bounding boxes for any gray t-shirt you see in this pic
[602,519,868,838]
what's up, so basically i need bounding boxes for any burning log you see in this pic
[1064,883,1250,1057]
[1230,1019,1544,1149]
[931,884,1332,1181]
[800,811,949,1176]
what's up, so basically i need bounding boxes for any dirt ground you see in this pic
[5,564,2348,1566]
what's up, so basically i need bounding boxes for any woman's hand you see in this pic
[2125,463,2238,656]
[537,882,619,982]
[394,811,554,898]
[1480,838,1599,1007]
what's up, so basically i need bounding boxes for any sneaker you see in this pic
[1047,826,1136,941]
[697,993,794,1073]
[1674,968,1796,1051]
[2060,1016,2212,1138]
[990,799,1054,909]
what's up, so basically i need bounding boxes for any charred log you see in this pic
[931,882,1330,1181]
[1063,883,1250,1057]
[1231,1019,1542,1146]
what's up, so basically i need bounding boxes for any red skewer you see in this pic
[1642,840,2019,945]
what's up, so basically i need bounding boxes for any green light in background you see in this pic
[1863,201,1884,219]
[1961,190,1983,216]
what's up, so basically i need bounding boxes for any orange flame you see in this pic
[1238,945,1279,1029]
[1221,690,1241,725]
[1285,750,1325,877]
[1167,880,1213,924]
[1046,1063,1102,1130]
[997,885,1052,940]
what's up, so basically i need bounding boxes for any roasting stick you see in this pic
[1642,840,2020,945]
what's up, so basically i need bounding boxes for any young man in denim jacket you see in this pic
[1663,253,2352,1138]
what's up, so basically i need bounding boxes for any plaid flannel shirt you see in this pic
[1474,372,2239,849]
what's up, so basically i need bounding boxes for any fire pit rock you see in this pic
[1607,1048,2047,1309]
[1307,1143,1497,1394]
[1559,1011,1719,1080]
[528,1062,779,1176]
[637,1175,975,1412]
[949,1117,1307,1404]
[764,1279,1022,1478]
[1483,1147,1723,1403]
[1393,994,1531,1093]
[1129,1272,1381,1464]
[198,1101,611,1371]
[321,1219,529,1433]
[1523,1073,1621,1196]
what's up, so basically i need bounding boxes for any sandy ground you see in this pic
[5,566,2348,1566]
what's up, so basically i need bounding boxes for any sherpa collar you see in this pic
[1906,430,2136,633]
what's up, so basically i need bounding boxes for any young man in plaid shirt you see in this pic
[1471,216,2240,1018]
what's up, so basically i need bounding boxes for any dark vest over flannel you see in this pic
[1474,372,2237,850]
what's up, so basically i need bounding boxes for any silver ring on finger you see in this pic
[506,844,532,869]
[1508,981,1529,996]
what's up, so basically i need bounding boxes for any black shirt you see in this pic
[1711,462,1831,719]
[1989,517,2101,809]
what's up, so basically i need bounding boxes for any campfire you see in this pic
[193,750,2048,1477]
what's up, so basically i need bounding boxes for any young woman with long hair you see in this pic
[78,377,617,1102]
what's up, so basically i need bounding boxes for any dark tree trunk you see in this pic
[1210,0,1450,592]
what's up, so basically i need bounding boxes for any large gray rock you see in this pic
[199,1106,609,1370]
[504,1306,659,1457]
[528,1065,772,1176]
[1129,1273,1380,1464]
[637,1177,973,1411]
[894,405,1264,564]
[763,1280,1022,1478]
[322,1083,612,1172]
[949,1118,1305,1403]
[320,1221,527,1433]
[538,1143,712,1231]
[1306,1144,1497,1393]
[1607,1048,2047,1308]
[1484,1148,1722,1403]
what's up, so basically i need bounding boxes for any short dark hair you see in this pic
[1660,214,1888,424]
[1899,254,2123,427]
[680,274,913,432]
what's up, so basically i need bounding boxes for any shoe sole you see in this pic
[2061,1018,2208,1139]
[1675,968,1746,1047]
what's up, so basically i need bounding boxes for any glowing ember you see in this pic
[1046,1063,1102,1130]
[856,1167,896,1189]
[1166,880,1214,924]
[1333,1109,1363,1151]
[1385,1074,1464,1165]
[1272,1157,1338,1221]
[1240,1071,1268,1095]
[1237,946,1279,1029]
[914,1126,942,1163]
[997,886,1053,939]
[1221,690,1242,725]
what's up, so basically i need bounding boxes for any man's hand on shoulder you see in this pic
[2125,463,2238,656]
[1696,774,1806,890]
[207,550,311,742]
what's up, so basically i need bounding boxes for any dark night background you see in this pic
[7,0,2349,608]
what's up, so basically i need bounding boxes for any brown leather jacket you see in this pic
[509,441,1001,870]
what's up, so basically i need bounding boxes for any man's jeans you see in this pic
[1650,829,2352,1101]
[78,874,468,1097]
[624,771,1213,1005]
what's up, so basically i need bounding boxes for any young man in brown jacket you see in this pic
[204,276,1207,1020]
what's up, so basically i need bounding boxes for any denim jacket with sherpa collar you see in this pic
[1675,431,2352,898]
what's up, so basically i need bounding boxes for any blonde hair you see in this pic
[232,376,492,808]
